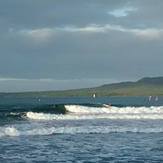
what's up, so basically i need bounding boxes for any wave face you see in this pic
[0,104,67,122]
[25,105,163,121]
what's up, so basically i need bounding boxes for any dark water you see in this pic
[1,96,163,162]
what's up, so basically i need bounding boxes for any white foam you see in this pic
[26,112,163,120]
[26,105,163,121]
[65,105,163,114]
[0,125,163,138]
[0,127,20,137]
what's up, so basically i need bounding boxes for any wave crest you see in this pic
[65,105,163,114]
[25,105,163,121]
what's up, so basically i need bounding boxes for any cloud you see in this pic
[14,24,163,42]
[18,28,56,42]
[132,28,163,40]
[108,7,137,17]
[1,0,163,92]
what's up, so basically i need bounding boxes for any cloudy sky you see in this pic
[0,0,163,92]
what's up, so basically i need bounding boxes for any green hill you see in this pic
[2,77,163,97]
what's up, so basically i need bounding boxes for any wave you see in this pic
[65,105,163,114]
[0,104,67,114]
[24,105,163,121]
[0,104,67,122]
[26,112,163,120]
[2,104,163,121]
[1,125,163,138]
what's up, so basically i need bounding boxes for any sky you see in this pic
[0,0,163,92]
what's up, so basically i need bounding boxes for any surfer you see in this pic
[103,103,111,108]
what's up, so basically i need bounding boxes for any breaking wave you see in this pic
[2,104,163,121]
[25,105,163,120]
[1,125,163,138]
[65,105,163,114]
[26,112,163,120]
[0,104,67,122]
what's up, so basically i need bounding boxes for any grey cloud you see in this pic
[0,0,163,91]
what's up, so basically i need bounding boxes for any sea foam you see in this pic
[1,125,163,138]
[65,105,163,114]
[26,105,163,121]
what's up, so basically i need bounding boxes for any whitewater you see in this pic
[2,104,163,138]
[26,105,163,120]
[1,97,163,162]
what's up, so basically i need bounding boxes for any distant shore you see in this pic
[1,77,163,97]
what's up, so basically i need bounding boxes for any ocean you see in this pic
[0,96,163,162]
